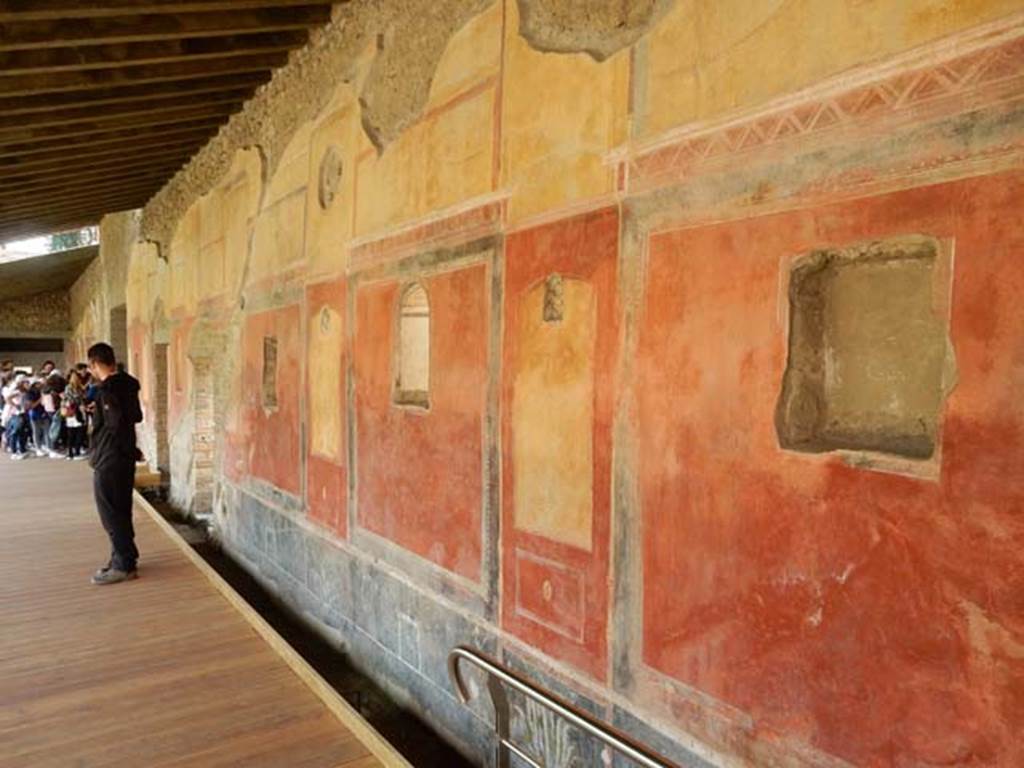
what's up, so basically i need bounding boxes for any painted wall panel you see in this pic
[636,171,1024,767]
[240,305,302,497]
[502,207,618,680]
[501,1,628,224]
[354,263,489,581]
[306,278,348,535]
[639,0,1024,140]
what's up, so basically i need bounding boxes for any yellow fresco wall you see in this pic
[639,0,1024,140]
[305,91,360,278]
[308,304,344,461]
[501,0,629,224]
[353,1,502,237]
[250,123,313,283]
[512,278,595,550]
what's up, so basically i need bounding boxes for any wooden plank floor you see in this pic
[0,457,387,768]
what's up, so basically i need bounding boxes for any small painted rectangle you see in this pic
[514,550,585,643]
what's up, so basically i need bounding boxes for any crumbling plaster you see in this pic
[140,0,665,255]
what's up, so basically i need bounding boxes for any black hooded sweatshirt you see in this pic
[90,371,142,471]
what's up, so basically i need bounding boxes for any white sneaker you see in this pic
[34,449,46,457]
[11,453,25,460]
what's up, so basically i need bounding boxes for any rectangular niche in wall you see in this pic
[394,282,430,408]
[776,235,952,460]
[261,335,278,411]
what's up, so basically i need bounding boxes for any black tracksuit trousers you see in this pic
[93,460,139,572]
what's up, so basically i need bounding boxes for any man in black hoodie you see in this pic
[87,342,143,586]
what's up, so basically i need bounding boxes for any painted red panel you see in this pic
[637,171,1024,766]
[306,278,347,537]
[240,305,302,497]
[353,264,488,581]
[502,207,618,681]
[515,550,586,642]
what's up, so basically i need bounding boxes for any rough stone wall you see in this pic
[114,3,1024,768]
[67,211,140,364]
[0,290,70,336]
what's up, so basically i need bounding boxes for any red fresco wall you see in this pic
[353,264,489,581]
[240,305,302,497]
[502,207,619,681]
[306,278,348,536]
[636,171,1024,766]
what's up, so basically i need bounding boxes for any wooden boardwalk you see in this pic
[0,457,401,768]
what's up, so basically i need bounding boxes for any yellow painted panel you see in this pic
[222,148,262,296]
[169,203,199,314]
[198,186,224,249]
[199,237,226,301]
[427,0,502,108]
[641,0,1024,139]
[266,121,313,206]
[355,85,494,236]
[305,90,359,278]
[501,0,628,224]
[512,278,595,550]
[250,190,307,280]
[308,304,343,461]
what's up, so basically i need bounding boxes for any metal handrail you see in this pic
[448,645,679,768]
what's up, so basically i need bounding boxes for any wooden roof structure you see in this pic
[0,1,337,243]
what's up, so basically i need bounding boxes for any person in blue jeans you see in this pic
[24,379,50,457]
[5,377,31,459]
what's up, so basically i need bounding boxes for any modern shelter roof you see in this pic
[0,243,97,301]
[0,1,336,243]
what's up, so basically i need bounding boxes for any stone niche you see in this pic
[776,235,953,461]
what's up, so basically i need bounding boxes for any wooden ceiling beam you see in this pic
[0,7,331,51]
[0,73,265,116]
[0,1,338,22]
[0,185,172,219]
[0,186,160,220]
[0,131,210,171]
[0,147,196,183]
[0,200,154,234]
[0,119,221,159]
[0,89,249,131]
[0,31,307,75]
[0,52,286,97]
[0,104,239,146]
[0,192,167,224]
[0,161,187,198]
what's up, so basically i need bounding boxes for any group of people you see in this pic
[2,345,144,586]
[1,359,94,461]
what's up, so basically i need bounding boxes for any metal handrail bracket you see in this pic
[448,645,679,768]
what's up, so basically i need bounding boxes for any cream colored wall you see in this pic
[354,1,503,237]
[501,0,629,224]
[638,0,1024,139]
